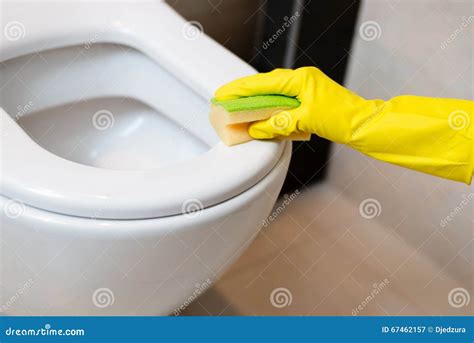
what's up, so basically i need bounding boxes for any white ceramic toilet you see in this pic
[0,1,291,315]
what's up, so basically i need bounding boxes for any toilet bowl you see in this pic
[0,1,291,315]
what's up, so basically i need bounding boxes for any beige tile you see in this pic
[184,182,470,316]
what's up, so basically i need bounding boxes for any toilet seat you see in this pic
[0,1,287,219]
[1,109,284,219]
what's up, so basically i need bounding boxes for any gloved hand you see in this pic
[215,67,473,184]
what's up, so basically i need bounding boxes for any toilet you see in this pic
[0,1,291,315]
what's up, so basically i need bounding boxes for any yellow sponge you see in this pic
[209,95,311,146]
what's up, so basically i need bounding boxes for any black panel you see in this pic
[252,1,294,72]
[251,0,361,193]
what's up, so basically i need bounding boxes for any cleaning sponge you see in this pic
[209,95,311,146]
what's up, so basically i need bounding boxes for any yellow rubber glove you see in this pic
[215,67,473,184]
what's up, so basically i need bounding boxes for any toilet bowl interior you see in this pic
[0,43,218,170]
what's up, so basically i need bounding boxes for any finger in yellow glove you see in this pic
[215,67,473,184]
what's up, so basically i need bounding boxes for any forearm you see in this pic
[346,95,473,184]
[215,67,473,183]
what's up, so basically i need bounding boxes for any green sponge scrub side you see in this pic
[211,95,300,112]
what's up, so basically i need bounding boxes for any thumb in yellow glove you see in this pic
[215,67,473,184]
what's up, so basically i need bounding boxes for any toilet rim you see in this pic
[0,1,288,219]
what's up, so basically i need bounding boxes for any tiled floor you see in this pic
[183,183,472,316]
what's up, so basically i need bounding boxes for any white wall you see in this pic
[328,0,473,286]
